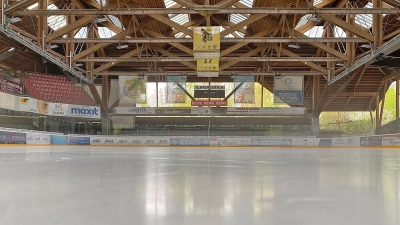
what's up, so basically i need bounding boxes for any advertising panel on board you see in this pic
[52,135,67,145]
[0,77,23,95]
[250,138,292,146]
[360,136,382,146]
[382,135,400,146]
[26,133,51,144]
[318,139,332,146]
[209,137,251,146]
[155,108,191,115]
[292,138,319,146]
[0,131,26,144]
[68,136,90,145]
[170,138,210,146]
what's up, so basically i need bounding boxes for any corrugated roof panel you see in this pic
[240,0,254,8]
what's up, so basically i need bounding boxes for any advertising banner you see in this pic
[115,107,155,115]
[360,136,382,146]
[48,103,68,116]
[318,139,332,146]
[191,100,227,107]
[250,138,292,146]
[382,135,400,146]
[91,136,169,146]
[119,76,147,105]
[170,138,210,146]
[0,92,18,110]
[18,97,30,112]
[155,108,191,115]
[234,83,255,103]
[0,131,26,144]
[52,135,67,145]
[68,136,90,145]
[67,105,100,119]
[274,76,303,105]
[37,100,49,115]
[26,133,51,144]
[227,107,305,115]
[0,77,23,95]
[29,98,38,113]
[292,138,319,146]
[209,137,251,146]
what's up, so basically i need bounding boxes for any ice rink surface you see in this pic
[1,146,400,225]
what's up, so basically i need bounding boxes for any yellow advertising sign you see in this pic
[193,26,221,51]
[197,58,219,72]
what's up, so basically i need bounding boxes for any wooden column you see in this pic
[376,92,380,129]
[326,24,335,79]
[66,4,75,66]
[373,0,383,47]
[102,75,109,109]
[313,75,320,111]
[205,0,211,26]
[87,26,94,80]
[37,0,47,47]
[346,3,355,66]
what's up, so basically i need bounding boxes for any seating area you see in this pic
[23,72,96,106]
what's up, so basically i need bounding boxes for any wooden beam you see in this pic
[280,48,328,74]
[220,44,269,70]
[150,45,197,70]
[140,28,193,55]
[5,0,39,13]
[92,45,149,74]
[320,15,374,41]
[378,81,388,127]
[293,31,347,61]
[148,15,194,36]
[217,0,240,8]
[220,14,268,37]
[346,4,355,65]
[312,75,319,110]
[45,16,96,42]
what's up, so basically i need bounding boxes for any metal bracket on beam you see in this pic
[0,25,92,83]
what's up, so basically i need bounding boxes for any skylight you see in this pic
[47,4,67,31]
[163,0,189,34]
[108,15,122,29]
[355,2,373,29]
[304,26,323,37]
[164,0,176,8]
[98,27,116,38]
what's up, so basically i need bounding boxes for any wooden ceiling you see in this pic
[0,0,399,112]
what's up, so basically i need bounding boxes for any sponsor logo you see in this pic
[20,98,29,104]
[55,104,63,110]
[92,139,101,143]
[71,107,99,116]
[128,108,148,113]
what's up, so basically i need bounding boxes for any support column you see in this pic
[311,116,320,137]
[66,4,75,66]
[375,92,380,131]
[326,24,335,79]
[101,117,110,135]
[312,75,320,111]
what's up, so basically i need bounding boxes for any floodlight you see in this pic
[116,44,129,49]
[397,17,400,21]
[307,16,322,23]
[46,45,58,49]
[74,63,84,67]
[5,17,22,23]
[93,17,108,23]
[360,44,372,49]
[288,44,300,49]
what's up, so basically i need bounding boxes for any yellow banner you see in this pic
[197,58,219,72]
[193,26,221,51]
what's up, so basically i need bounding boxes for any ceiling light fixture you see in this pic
[288,44,300,49]
[5,17,22,23]
[360,44,372,49]
[116,44,129,49]
[46,45,58,49]
[93,17,108,23]
[307,16,322,23]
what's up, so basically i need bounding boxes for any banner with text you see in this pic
[274,76,303,105]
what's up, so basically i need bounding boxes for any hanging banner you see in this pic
[197,58,219,72]
[191,100,227,107]
[233,76,255,103]
[166,76,186,104]
[119,76,147,105]
[274,76,303,105]
[0,77,23,95]
[193,26,221,52]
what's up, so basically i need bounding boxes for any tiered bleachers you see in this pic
[23,72,96,106]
